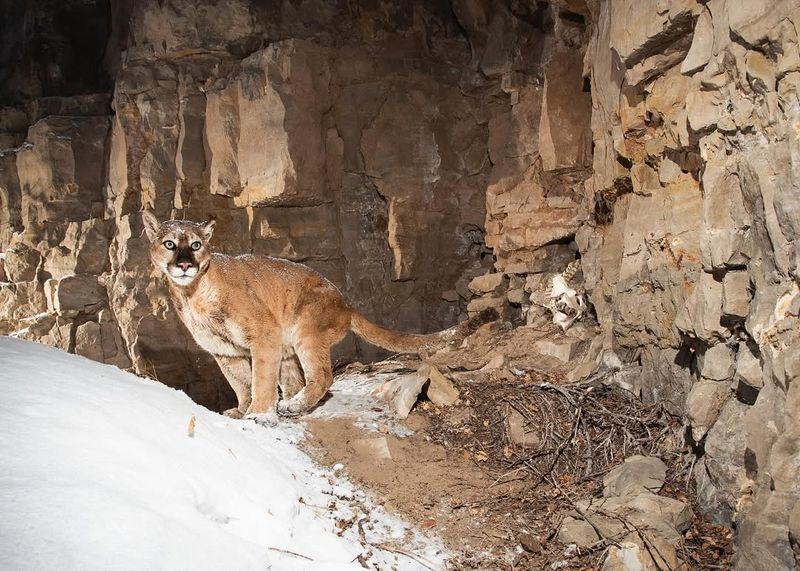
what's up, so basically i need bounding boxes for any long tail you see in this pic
[349,308,498,354]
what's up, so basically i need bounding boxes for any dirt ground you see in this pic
[305,413,528,568]
[301,323,734,570]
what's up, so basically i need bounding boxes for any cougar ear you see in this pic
[201,219,216,241]
[142,211,161,241]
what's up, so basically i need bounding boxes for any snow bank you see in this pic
[0,338,444,570]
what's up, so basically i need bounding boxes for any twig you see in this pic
[489,466,527,488]
[367,542,440,570]
[267,546,314,561]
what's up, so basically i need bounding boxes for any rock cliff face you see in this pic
[579,2,800,568]
[1,0,799,567]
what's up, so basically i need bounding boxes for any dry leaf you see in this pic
[187,415,196,438]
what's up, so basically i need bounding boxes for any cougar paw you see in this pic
[223,407,245,419]
[277,398,305,417]
[245,410,279,427]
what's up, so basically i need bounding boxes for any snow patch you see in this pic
[0,338,446,570]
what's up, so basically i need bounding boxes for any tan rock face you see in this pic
[539,50,592,172]
[205,41,332,208]
[4,1,800,562]
[45,274,106,317]
[16,116,108,229]
[2,1,502,411]
[580,0,800,565]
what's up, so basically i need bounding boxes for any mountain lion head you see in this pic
[142,211,216,287]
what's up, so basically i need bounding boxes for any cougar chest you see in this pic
[176,286,249,358]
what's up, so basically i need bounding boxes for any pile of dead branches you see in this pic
[502,374,682,484]
[428,371,683,488]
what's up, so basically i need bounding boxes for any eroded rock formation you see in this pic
[1,0,799,567]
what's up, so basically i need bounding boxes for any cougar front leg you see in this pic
[214,355,252,419]
[245,342,282,426]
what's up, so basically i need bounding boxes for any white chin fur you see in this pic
[167,268,197,286]
[168,274,196,286]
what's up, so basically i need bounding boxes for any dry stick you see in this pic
[368,542,440,571]
[582,420,594,477]
[352,509,439,571]
[685,453,697,487]
[489,466,527,488]
[531,407,583,487]
[267,547,314,561]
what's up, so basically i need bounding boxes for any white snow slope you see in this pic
[0,337,445,571]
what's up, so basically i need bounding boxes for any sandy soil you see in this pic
[304,413,528,566]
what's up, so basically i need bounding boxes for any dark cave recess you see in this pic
[0,0,112,106]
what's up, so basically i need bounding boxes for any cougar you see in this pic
[142,212,494,425]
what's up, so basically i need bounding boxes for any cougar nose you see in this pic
[177,262,192,272]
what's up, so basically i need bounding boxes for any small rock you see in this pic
[722,271,751,319]
[624,492,694,532]
[3,244,40,282]
[466,296,506,314]
[745,51,776,93]
[702,399,751,519]
[534,339,583,363]
[507,288,527,305]
[74,321,105,362]
[578,492,693,544]
[680,7,713,75]
[376,363,460,417]
[441,289,460,302]
[675,271,729,342]
[557,517,599,547]
[631,163,659,196]
[700,344,735,381]
[602,535,681,571]
[480,354,507,371]
[686,89,720,131]
[734,342,762,390]
[603,455,667,497]
[658,156,683,184]
[375,372,427,419]
[422,363,460,406]
[351,437,392,460]
[518,532,542,553]
[45,274,107,317]
[608,365,644,396]
[687,380,731,441]
[467,273,507,295]
[524,273,545,293]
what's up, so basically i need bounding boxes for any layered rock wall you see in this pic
[578,1,800,567]
[2,1,573,409]
[2,1,800,566]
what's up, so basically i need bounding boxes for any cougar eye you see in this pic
[163,240,176,250]
[191,241,202,251]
